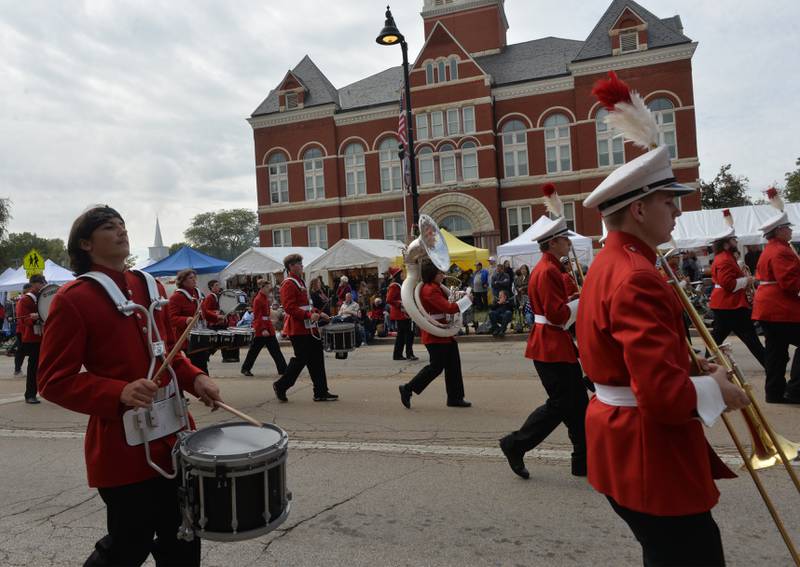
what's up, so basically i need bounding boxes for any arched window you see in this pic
[544,113,572,173]
[439,143,456,183]
[461,141,478,180]
[501,120,528,177]
[344,143,366,196]
[648,98,677,159]
[418,147,434,185]
[425,62,434,85]
[439,215,472,237]
[595,108,624,167]
[268,153,289,204]
[449,58,458,81]
[379,138,402,192]
[303,148,324,200]
[437,60,446,83]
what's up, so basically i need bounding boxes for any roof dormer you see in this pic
[609,7,648,55]
[276,71,307,111]
[421,0,508,56]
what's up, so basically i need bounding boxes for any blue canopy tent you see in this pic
[141,246,228,277]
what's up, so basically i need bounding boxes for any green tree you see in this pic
[785,157,800,204]
[700,164,753,209]
[183,209,258,261]
[169,242,186,255]
[0,198,11,240]
[0,232,68,269]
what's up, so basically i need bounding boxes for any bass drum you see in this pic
[36,284,60,322]
[219,290,247,315]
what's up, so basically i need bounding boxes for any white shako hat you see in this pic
[759,210,792,236]
[529,215,569,245]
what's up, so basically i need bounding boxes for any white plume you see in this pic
[605,91,660,150]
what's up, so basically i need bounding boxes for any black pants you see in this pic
[393,319,415,358]
[473,291,487,311]
[84,476,200,567]
[504,361,588,463]
[711,308,765,367]
[489,310,512,334]
[22,342,40,400]
[14,333,26,372]
[607,496,725,567]
[406,342,465,402]
[758,321,800,401]
[241,335,288,375]
[187,349,211,375]
[274,334,330,397]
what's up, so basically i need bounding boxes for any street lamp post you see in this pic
[376,5,420,234]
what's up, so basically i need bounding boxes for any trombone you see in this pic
[659,251,800,564]
[562,244,584,291]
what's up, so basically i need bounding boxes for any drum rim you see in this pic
[179,422,288,465]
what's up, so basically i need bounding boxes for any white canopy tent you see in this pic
[0,260,75,292]
[304,239,406,281]
[497,216,594,270]
[220,247,326,282]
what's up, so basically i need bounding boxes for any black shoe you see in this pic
[393,355,406,361]
[272,381,288,402]
[25,398,41,405]
[498,331,505,338]
[571,459,587,477]
[241,370,254,377]
[313,392,339,402]
[499,437,529,479]
[399,384,412,409]
[768,395,800,405]
[406,354,419,361]
[446,399,472,408]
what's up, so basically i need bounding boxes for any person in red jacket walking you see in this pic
[752,210,800,404]
[499,216,587,479]
[37,205,221,567]
[386,266,417,361]
[17,274,47,404]
[240,279,287,378]
[168,268,211,372]
[398,259,471,409]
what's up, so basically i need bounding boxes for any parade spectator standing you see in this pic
[336,275,352,308]
[471,262,488,310]
[489,290,514,337]
[682,251,701,283]
[490,262,511,299]
[309,277,331,315]
[17,275,46,403]
[744,245,761,275]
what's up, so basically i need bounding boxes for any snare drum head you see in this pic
[181,422,286,464]
[37,284,60,322]
[325,322,355,332]
[219,290,247,315]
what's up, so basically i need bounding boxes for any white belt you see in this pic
[713,284,721,289]
[430,313,446,321]
[758,281,777,285]
[594,384,637,407]
[533,314,556,326]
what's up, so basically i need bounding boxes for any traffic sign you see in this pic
[23,249,44,278]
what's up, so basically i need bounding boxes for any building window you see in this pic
[268,153,289,204]
[449,58,458,81]
[447,108,460,136]
[308,224,327,249]
[303,148,324,200]
[501,120,528,177]
[285,92,298,110]
[596,107,625,167]
[430,111,444,138]
[418,147,435,185]
[544,113,572,173]
[462,106,475,133]
[461,141,478,180]
[384,217,406,242]
[439,143,456,183]
[425,62,434,85]
[648,98,677,159]
[416,114,428,141]
[344,143,366,196]
[379,138,402,192]
[507,206,532,240]
[348,221,369,239]
[619,30,639,53]
[272,228,291,247]
[437,60,446,83]
[439,215,472,237]
[548,201,576,232]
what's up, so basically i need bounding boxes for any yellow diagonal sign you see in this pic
[23,248,45,278]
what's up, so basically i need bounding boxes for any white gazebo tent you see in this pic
[497,216,594,270]
[0,260,75,292]
[220,247,326,283]
[304,239,406,283]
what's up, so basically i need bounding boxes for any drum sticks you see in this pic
[152,308,203,384]
[214,401,263,428]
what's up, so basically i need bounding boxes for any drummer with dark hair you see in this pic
[201,279,225,329]
[17,274,47,404]
[38,205,222,566]
[169,268,211,373]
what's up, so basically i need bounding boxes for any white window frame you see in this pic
[415,114,428,141]
[348,221,369,239]
[449,58,458,81]
[648,98,678,159]
[418,147,435,185]
[268,153,289,204]
[446,108,460,136]
[303,148,325,201]
[430,111,444,138]
[307,224,328,249]
[544,114,572,173]
[425,62,434,85]
[272,228,291,247]
[548,202,576,232]
[501,120,529,178]
[462,106,475,133]
[595,108,625,167]
[437,60,446,83]
[619,30,639,53]
[384,217,407,243]
[285,92,298,110]
[461,141,478,180]
[379,138,402,192]
[507,206,532,240]
[344,143,366,197]
[439,144,456,183]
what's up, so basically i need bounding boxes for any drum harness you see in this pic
[283,276,322,340]
[24,291,45,336]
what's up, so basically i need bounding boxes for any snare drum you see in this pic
[177,422,290,542]
[216,330,234,348]
[322,323,356,353]
[228,327,254,348]
[36,284,60,323]
[189,329,218,352]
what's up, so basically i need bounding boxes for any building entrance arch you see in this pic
[420,193,494,249]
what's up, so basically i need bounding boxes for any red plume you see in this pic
[591,71,632,110]
[541,183,563,217]
[722,209,734,228]
[542,183,556,198]
[766,187,778,200]
[765,187,785,211]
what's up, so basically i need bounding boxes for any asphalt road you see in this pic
[1,337,798,566]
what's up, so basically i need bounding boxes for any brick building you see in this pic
[249,0,700,252]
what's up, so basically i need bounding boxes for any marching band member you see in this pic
[201,280,226,329]
[707,213,766,367]
[168,268,210,373]
[577,72,750,566]
[499,216,587,479]
[387,266,417,361]
[559,257,580,300]
[398,258,471,409]
[17,274,47,404]
[241,279,287,378]
[752,210,800,404]
[38,206,221,566]
[272,254,338,402]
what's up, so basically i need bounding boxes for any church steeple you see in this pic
[421,0,508,56]
[148,217,169,261]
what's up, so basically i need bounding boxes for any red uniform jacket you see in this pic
[280,276,316,337]
[201,292,225,328]
[168,287,201,350]
[419,282,459,345]
[525,253,577,363]
[37,265,203,488]
[576,231,733,516]
[752,239,800,322]
[17,292,42,343]
[386,281,408,321]
[561,271,579,298]
[709,250,749,310]
[252,292,276,336]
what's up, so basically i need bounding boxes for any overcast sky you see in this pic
[2,0,798,261]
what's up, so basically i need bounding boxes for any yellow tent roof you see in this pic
[391,229,490,273]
